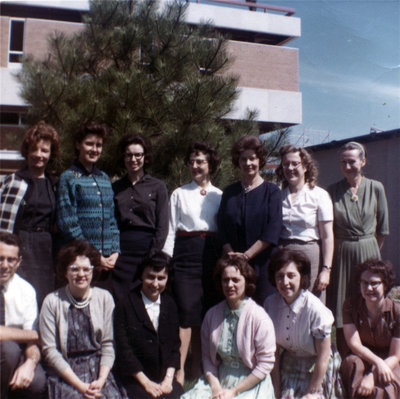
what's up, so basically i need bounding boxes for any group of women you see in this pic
[0,120,397,398]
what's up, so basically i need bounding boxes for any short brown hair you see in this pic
[184,141,220,175]
[119,133,153,168]
[268,248,311,289]
[339,141,366,161]
[0,232,21,256]
[21,121,60,164]
[231,135,267,169]
[275,145,318,189]
[56,240,101,285]
[354,259,396,295]
[214,254,257,297]
[74,121,109,155]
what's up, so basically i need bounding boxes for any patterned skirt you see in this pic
[47,352,127,399]
[280,348,344,399]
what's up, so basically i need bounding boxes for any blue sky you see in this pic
[269,0,400,143]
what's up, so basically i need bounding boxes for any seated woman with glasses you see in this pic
[39,240,127,398]
[112,134,169,302]
[341,259,400,398]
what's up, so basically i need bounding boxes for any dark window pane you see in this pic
[9,53,22,63]
[10,20,24,52]
[0,113,20,124]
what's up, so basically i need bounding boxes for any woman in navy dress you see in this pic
[217,135,282,304]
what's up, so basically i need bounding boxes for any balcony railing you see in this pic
[186,0,295,15]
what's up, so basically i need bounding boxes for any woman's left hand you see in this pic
[212,388,236,399]
[314,269,330,291]
[160,379,173,394]
[89,377,106,392]
[301,394,321,399]
[100,252,119,270]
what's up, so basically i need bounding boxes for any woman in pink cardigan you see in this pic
[182,255,276,399]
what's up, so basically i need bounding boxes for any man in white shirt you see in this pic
[0,232,46,398]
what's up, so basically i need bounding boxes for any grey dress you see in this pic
[327,177,389,327]
[47,305,127,398]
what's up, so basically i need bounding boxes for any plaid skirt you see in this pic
[280,347,344,399]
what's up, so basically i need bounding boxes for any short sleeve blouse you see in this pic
[342,296,400,358]
[280,184,333,241]
[264,290,333,357]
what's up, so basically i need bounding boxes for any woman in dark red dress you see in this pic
[341,259,400,398]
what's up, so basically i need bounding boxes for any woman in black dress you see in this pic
[217,135,282,304]
[0,121,59,306]
[112,134,169,301]
[114,254,183,399]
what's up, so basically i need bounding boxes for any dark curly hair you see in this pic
[184,141,220,175]
[119,133,153,169]
[20,121,60,164]
[268,248,311,290]
[275,145,318,189]
[56,240,101,285]
[74,121,109,155]
[214,254,257,297]
[354,259,396,296]
[135,252,171,281]
[231,135,267,169]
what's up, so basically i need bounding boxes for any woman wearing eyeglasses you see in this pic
[275,145,333,304]
[39,240,127,398]
[112,134,169,302]
[163,142,222,385]
[341,259,400,398]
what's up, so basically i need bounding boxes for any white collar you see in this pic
[141,290,161,306]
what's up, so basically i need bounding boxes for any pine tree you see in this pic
[19,0,286,189]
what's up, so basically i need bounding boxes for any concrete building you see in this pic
[0,0,301,173]
[307,129,400,281]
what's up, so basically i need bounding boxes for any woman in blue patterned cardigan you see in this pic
[57,122,120,275]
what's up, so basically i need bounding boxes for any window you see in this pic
[9,19,25,63]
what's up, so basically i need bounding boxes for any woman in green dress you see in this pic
[181,255,276,399]
[326,141,389,356]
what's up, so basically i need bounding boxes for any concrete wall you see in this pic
[309,133,400,280]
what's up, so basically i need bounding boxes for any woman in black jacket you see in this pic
[114,254,183,399]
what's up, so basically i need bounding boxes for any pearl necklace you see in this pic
[66,286,92,309]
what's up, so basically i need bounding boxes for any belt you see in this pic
[177,230,216,238]
[280,238,318,246]
[19,226,50,233]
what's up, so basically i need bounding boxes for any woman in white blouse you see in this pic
[163,142,222,385]
[264,248,343,398]
[275,145,333,303]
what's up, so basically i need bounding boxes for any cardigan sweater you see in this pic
[39,286,115,376]
[57,160,120,255]
[201,298,276,380]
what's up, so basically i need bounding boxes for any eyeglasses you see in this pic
[282,161,302,169]
[0,256,20,267]
[68,265,94,275]
[360,280,382,289]
[125,152,144,160]
[188,159,208,166]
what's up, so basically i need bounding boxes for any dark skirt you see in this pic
[251,251,277,305]
[121,378,183,399]
[112,229,154,303]
[172,235,221,327]
[17,230,55,307]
